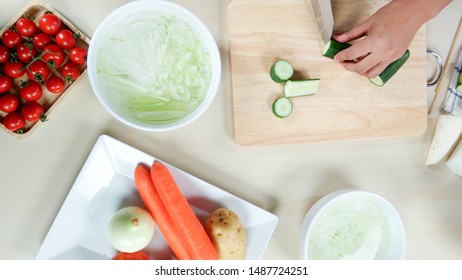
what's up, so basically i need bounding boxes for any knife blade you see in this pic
[311,0,334,44]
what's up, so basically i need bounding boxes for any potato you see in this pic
[205,208,247,260]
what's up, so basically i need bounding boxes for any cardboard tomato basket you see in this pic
[0,0,90,138]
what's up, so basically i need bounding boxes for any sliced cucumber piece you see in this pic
[270,60,294,83]
[458,71,462,85]
[323,39,351,59]
[272,96,293,118]
[284,79,320,98]
[369,49,410,87]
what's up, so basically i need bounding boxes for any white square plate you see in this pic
[35,135,278,260]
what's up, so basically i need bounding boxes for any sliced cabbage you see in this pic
[96,12,212,124]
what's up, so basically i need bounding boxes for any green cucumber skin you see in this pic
[323,39,351,59]
[272,97,293,118]
[270,65,287,83]
[270,60,294,83]
[369,49,410,87]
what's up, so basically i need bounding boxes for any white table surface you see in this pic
[0,0,461,260]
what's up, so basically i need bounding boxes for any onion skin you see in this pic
[108,206,155,253]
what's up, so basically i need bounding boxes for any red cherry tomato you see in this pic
[16,42,38,63]
[45,75,65,94]
[21,101,46,122]
[60,61,81,83]
[55,30,77,49]
[42,44,66,68]
[39,13,62,35]
[15,17,37,37]
[0,93,19,113]
[0,45,10,63]
[3,61,26,78]
[112,251,150,260]
[0,75,13,93]
[2,111,25,132]
[69,47,87,64]
[26,60,51,82]
[1,30,23,49]
[20,80,43,101]
[32,33,52,49]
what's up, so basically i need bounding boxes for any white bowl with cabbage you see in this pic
[299,189,405,260]
[87,0,221,131]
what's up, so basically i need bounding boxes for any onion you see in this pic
[107,206,155,253]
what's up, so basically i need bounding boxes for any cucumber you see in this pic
[323,39,351,59]
[272,96,293,118]
[284,79,320,98]
[323,39,410,87]
[458,71,462,85]
[270,60,294,83]
[369,49,410,87]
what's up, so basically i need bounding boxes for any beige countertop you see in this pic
[0,0,461,260]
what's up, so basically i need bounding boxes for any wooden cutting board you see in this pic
[229,0,427,146]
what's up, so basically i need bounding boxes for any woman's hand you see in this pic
[333,0,451,78]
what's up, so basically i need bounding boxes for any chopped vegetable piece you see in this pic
[270,59,294,83]
[456,84,462,94]
[272,96,293,118]
[284,79,320,98]
[323,39,351,59]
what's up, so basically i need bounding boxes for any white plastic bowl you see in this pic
[87,0,221,131]
[299,189,405,260]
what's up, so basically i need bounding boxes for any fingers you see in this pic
[333,20,370,43]
[334,39,372,63]
[340,53,391,78]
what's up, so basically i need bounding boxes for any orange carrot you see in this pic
[150,161,218,260]
[134,164,191,260]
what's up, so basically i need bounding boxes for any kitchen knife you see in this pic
[310,0,409,86]
[310,0,334,44]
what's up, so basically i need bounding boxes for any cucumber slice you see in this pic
[284,79,320,98]
[323,39,351,59]
[270,60,294,83]
[272,96,293,118]
[458,71,462,85]
[369,49,410,87]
